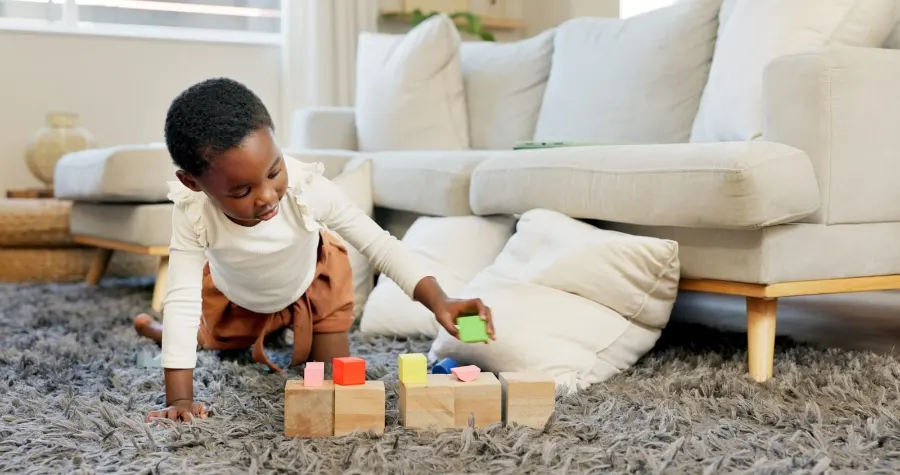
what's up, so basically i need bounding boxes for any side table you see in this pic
[7,188,55,199]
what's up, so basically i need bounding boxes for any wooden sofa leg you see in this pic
[86,248,114,286]
[746,297,778,382]
[151,255,169,312]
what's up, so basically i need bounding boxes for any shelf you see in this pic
[379,10,526,31]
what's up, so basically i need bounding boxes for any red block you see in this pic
[333,357,366,386]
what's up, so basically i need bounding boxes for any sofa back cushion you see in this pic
[460,30,555,150]
[691,0,896,142]
[532,0,722,145]
[355,14,469,152]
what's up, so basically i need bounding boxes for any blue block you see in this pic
[432,357,459,374]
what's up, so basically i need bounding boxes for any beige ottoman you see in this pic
[54,144,175,310]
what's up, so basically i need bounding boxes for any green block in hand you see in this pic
[457,315,489,343]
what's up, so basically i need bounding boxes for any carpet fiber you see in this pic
[2,279,900,474]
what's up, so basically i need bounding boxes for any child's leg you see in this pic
[134,313,163,344]
[310,331,350,362]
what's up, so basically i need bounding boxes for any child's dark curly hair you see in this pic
[164,77,274,177]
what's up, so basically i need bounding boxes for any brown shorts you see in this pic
[197,230,355,373]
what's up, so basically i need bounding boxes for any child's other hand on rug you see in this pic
[145,401,209,424]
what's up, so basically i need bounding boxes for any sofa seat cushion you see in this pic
[469,141,820,230]
[70,203,173,247]
[371,150,502,217]
[54,144,175,203]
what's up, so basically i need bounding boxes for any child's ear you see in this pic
[175,169,203,193]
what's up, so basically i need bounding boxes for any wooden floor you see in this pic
[674,289,900,353]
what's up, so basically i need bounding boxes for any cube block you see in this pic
[284,380,334,437]
[456,316,489,343]
[333,357,366,386]
[499,372,556,429]
[398,353,427,385]
[399,374,455,430]
[452,372,502,429]
[334,381,386,436]
[304,361,324,387]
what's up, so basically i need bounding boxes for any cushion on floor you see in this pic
[324,157,376,318]
[360,215,516,338]
[428,209,680,392]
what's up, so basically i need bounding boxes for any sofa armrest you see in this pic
[764,46,900,225]
[281,149,360,180]
[288,106,358,151]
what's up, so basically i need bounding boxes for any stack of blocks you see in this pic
[397,353,556,430]
[284,357,386,437]
[284,352,557,437]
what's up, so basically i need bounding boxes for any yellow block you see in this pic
[398,353,427,384]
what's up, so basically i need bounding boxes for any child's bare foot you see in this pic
[134,313,163,345]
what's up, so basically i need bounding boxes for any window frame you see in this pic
[0,0,281,46]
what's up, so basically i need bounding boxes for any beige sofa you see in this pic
[53,1,900,382]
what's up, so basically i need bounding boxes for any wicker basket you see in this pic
[0,198,160,282]
[0,199,75,247]
[0,248,159,283]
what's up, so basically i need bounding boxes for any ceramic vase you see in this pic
[24,112,96,186]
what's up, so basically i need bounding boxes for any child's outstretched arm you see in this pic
[306,171,496,340]
[146,205,209,423]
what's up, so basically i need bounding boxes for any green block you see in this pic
[457,315,489,343]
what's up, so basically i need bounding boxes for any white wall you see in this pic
[0,30,280,193]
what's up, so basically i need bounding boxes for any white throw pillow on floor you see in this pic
[355,14,469,152]
[533,0,722,144]
[330,157,375,318]
[691,0,896,142]
[428,209,680,393]
[460,29,555,150]
[360,215,517,338]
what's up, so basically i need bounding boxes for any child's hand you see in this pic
[435,298,496,341]
[146,400,209,423]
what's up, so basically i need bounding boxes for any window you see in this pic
[619,0,679,18]
[0,0,281,43]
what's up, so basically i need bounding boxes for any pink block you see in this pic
[304,362,324,387]
[451,365,481,382]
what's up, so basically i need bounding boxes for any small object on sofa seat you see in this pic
[432,357,459,374]
[457,315,489,343]
[398,353,427,384]
[304,361,324,387]
[451,365,481,382]
[333,357,366,386]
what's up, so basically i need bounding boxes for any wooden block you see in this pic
[453,372,501,429]
[333,357,366,386]
[398,353,427,385]
[334,381,385,436]
[457,316,489,343]
[499,372,556,429]
[399,374,455,430]
[284,380,334,437]
[451,365,480,382]
[304,362,324,387]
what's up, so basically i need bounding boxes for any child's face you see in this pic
[176,128,288,227]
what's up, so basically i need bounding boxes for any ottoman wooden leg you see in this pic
[151,255,169,312]
[86,248,114,286]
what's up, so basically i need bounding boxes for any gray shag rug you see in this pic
[2,279,900,474]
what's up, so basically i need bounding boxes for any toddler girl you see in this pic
[133,78,495,423]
